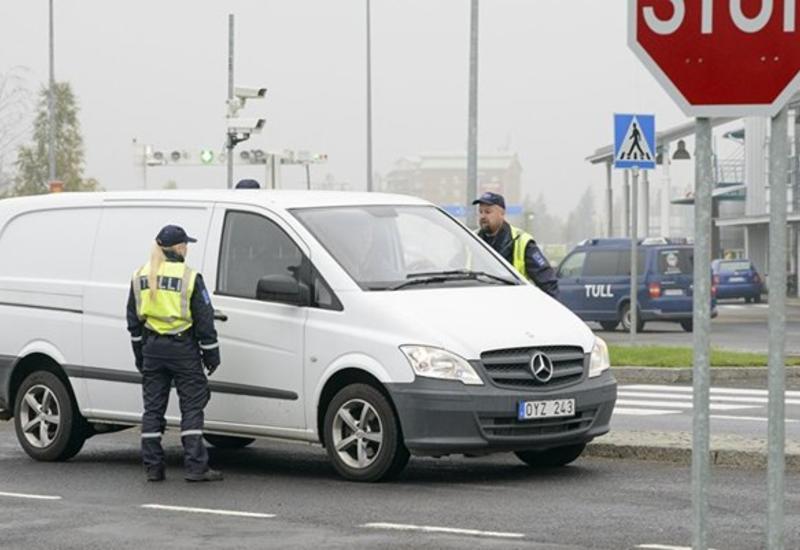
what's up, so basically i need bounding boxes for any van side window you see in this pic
[218,211,304,300]
[558,252,586,278]
[583,251,619,277]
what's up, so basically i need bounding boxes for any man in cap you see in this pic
[473,192,559,298]
[127,224,223,482]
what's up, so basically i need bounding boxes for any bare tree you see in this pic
[0,67,33,192]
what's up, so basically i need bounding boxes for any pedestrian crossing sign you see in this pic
[613,113,656,170]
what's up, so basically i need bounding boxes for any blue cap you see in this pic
[156,225,197,247]
[235,179,261,189]
[472,192,506,209]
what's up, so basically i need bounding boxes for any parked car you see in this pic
[556,238,717,333]
[0,190,617,482]
[711,259,763,303]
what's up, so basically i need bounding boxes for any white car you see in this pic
[0,190,616,481]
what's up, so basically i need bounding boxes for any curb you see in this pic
[611,366,800,386]
[586,430,800,472]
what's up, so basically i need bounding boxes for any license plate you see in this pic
[664,288,684,296]
[729,276,745,282]
[517,399,576,420]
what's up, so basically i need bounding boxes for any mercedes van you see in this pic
[0,191,616,481]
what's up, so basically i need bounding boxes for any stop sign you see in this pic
[629,0,800,116]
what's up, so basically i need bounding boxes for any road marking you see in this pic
[637,545,718,550]
[141,504,275,519]
[619,390,800,406]
[0,491,62,501]
[624,385,800,398]
[711,414,799,423]
[362,522,525,539]
[616,399,759,411]
[613,407,681,416]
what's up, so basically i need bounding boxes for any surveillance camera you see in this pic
[227,117,266,134]
[234,86,267,99]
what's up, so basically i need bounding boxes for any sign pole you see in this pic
[630,167,639,340]
[692,117,713,550]
[767,106,788,550]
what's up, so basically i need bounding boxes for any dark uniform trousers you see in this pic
[140,337,210,476]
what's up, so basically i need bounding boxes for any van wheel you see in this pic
[514,443,586,468]
[203,434,255,449]
[680,320,694,332]
[13,371,86,462]
[745,297,752,304]
[620,303,644,333]
[754,294,762,304]
[323,384,409,482]
[599,321,618,332]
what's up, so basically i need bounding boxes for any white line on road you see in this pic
[637,545,718,550]
[0,491,62,501]
[616,399,759,411]
[613,407,681,416]
[624,385,800,398]
[141,504,275,519]
[618,391,800,406]
[362,522,525,539]
[711,414,799,423]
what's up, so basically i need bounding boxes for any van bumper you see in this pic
[0,355,14,420]
[640,306,718,322]
[385,371,616,456]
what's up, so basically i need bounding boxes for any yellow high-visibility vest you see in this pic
[510,225,533,281]
[132,261,197,335]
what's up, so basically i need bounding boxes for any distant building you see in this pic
[383,152,522,212]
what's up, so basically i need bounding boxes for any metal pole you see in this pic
[794,110,800,298]
[692,117,713,550]
[606,161,613,237]
[630,167,639,340]
[226,14,234,189]
[642,169,650,237]
[767,106,788,550]
[305,163,311,191]
[466,0,479,229]
[366,0,373,192]
[624,170,631,236]
[48,0,56,184]
[661,142,671,237]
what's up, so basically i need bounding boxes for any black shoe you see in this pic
[146,468,165,482]
[185,469,223,482]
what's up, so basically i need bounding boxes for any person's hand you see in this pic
[205,362,219,376]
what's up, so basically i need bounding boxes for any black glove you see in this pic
[205,362,219,376]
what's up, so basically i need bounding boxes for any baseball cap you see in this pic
[472,192,506,210]
[156,225,197,247]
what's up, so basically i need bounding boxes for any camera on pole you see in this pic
[226,87,266,148]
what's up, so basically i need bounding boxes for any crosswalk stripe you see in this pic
[613,407,681,416]
[623,385,800,398]
[616,399,759,411]
[710,415,799,423]
[618,390,800,406]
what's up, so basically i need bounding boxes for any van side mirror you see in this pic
[256,275,310,306]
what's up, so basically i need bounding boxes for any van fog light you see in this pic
[400,346,483,385]
[589,338,610,378]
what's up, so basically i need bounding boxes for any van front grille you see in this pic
[479,346,586,389]
[479,409,595,438]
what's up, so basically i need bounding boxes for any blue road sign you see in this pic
[613,114,656,170]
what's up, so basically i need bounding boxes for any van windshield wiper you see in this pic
[388,269,517,290]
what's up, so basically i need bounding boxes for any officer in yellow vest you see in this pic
[473,192,559,298]
[126,225,222,482]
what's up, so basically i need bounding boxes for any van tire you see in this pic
[323,383,409,482]
[203,434,255,449]
[680,320,694,332]
[13,371,87,462]
[514,443,586,468]
[599,321,618,332]
[754,294,762,304]
[620,303,644,333]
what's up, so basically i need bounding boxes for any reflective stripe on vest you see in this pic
[132,262,197,335]
[510,225,533,281]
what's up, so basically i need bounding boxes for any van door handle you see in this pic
[214,310,229,322]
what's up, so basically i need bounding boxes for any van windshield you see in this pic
[292,205,518,290]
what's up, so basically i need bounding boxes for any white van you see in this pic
[0,190,616,481]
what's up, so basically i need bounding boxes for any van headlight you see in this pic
[400,346,483,385]
[589,337,610,378]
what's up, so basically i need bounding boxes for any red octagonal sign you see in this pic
[629,0,800,116]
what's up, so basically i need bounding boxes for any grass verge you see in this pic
[609,345,800,368]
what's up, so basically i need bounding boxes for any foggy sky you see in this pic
[0,0,692,217]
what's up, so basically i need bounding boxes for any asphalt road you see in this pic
[611,383,800,439]
[598,300,800,355]
[0,421,798,549]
